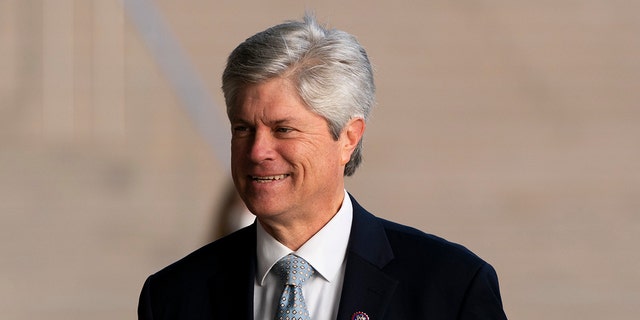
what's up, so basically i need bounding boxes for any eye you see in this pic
[232,125,253,137]
[233,125,247,132]
[275,127,293,134]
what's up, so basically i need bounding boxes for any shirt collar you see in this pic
[256,190,353,286]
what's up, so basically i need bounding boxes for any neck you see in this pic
[258,191,345,251]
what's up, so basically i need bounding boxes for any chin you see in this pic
[244,200,285,218]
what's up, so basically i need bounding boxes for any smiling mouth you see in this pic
[251,174,290,183]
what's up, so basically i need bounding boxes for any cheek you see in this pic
[230,142,246,174]
[294,140,342,171]
[230,139,246,159]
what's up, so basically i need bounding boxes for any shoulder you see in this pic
[369,214,500,305]
[349,195,488,277]
[372,217,506,318]
[350,195,485,268]
[138,223,257,318]
[378,217,486,270]
[147,223,255,284]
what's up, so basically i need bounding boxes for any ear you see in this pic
[339,117,366,165]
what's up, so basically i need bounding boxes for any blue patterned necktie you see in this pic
[273,254,315,320]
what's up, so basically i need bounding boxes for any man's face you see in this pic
[229,77,351,223]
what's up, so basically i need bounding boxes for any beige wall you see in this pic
[1,0,639,319]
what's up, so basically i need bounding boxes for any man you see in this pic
[138,14,507,320]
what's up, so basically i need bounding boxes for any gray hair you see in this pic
[222,14,375,176]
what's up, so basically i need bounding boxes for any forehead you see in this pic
[231,78,312,119]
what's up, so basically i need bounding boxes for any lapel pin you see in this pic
[351,311,369,320]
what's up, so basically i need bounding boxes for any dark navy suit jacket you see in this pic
[138,195,507,319]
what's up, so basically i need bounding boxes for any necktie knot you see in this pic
[273,254,314,320]
[274,254,315,286]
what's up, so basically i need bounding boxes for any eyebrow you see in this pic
[230,116,297,126]
[270,118,296,126]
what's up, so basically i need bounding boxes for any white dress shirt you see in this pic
[253,190,353,320]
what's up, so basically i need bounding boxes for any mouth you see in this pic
[250,174,290,183]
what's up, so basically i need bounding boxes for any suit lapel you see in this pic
[208,223,257,319]
[336,195,398,319]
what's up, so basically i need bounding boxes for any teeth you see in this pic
[252,174,288,182]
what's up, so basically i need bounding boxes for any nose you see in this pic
[248,129,275,163]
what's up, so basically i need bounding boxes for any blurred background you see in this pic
[1,0,639,319]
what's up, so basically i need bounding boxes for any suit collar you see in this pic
[337,194,398,319]
[345,194,394,268]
